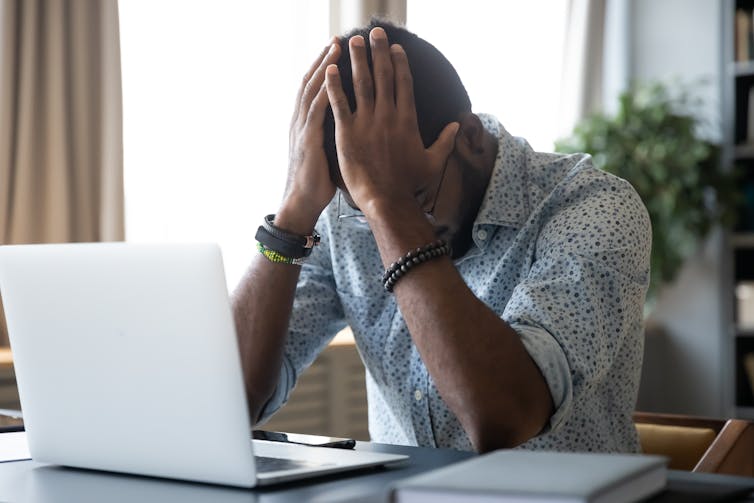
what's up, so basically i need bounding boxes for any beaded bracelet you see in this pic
[382,240,451,292]
[257,242,307,265]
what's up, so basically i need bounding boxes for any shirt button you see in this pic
[414,389,423,401]
[477,229,488,240]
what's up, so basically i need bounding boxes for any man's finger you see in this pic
[300,42,340,118]
[325,64,352,125]
[369,27,394,111]
[390,44,417,123]
[293,38,337,119]
[349,35,374,112]
[306,82,329,128]
[427,122,460,162]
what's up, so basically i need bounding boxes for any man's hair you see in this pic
[323,19,471,186]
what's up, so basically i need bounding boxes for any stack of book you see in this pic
[391,451,667,503]
[746,352,754,401]
[737,8,754,63]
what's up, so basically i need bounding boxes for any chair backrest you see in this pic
[634,412,754,477]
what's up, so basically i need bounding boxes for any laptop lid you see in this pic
[0,243,258,487]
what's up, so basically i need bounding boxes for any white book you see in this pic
[391,450,667,503]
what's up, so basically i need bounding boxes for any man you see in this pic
[232,20,651,453]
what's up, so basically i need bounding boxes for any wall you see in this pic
[629,0,728,416]
[630,0,722,140]
[640,233,727,417]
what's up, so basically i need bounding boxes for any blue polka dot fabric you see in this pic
[258,114,651,453]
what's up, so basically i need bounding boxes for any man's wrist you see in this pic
[274,203,321,236]
[360,196,438,260]
[360,194,422,223]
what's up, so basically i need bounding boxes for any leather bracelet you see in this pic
[382,240,451,292]
[255,214,320,259]
[262,214,320,251]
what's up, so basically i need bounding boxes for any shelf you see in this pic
[731,60,754,77]
[731,232,754,247]
[726,2,754,422]
[735,406,754,419]
[734,143,754,159]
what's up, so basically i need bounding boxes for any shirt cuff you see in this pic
[255,356,296,425]
[510,323,573,434]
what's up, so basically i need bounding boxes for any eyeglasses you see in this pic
[337,159,450,224]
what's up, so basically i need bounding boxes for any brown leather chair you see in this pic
[634,412,754,476]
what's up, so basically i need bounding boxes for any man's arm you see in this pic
[232,253,302,424]
[324,29,553,452]
[231,40,341,423]
[372,206,554,452]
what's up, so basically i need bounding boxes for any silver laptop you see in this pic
[0,242,407,487]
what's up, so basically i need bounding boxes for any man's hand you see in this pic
[278,39,341,234]
[322,28,553,452]
[324,28,458,216]
[232,40,341,422]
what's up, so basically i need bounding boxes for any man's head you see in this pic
[323,19,471,186]
[324,20,498,257]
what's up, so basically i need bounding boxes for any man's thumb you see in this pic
[428,122,460,160]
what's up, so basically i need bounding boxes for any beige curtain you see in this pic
[330,0,407,36]
[558,0,607,137]
[0,0,124,345]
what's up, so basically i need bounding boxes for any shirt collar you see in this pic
[473,114,531,230]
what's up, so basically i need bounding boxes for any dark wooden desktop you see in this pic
[0,437,752,502]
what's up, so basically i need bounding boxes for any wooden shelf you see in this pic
[732,60,754,77]
[734,143,754,159]
[731,232,754,247]
[0,349,11,367]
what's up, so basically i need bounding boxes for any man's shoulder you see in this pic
[525,149,593,194]
[522,149,632,210]
[524,149,649,239]
[526,149,641,206]
[559,160,644,209]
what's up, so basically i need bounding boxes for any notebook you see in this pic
[0,242,407,487]
[391,450,667,503]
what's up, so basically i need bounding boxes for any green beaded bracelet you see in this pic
[257,242,307,265]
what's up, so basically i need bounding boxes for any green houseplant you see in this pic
[556,82,739,302]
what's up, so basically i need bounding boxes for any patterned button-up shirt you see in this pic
[259,114,651,453]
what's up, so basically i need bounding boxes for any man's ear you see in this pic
[453,113,487,161]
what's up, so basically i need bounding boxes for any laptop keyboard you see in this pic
[254,455,335,473]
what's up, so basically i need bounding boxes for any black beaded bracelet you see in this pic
[382,240,451,292]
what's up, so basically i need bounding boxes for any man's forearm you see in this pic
[233,35,339,423]
[365,200,554,452]
[231,253,301,424]
[231,208,318,423]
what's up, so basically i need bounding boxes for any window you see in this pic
[119,0,329,286]
[121,2,568,288]
[407,1,568,151]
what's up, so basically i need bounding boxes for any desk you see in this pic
[0,441,752,502]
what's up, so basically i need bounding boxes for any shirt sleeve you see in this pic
[256,219,348,423]
[503,167,651,434]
